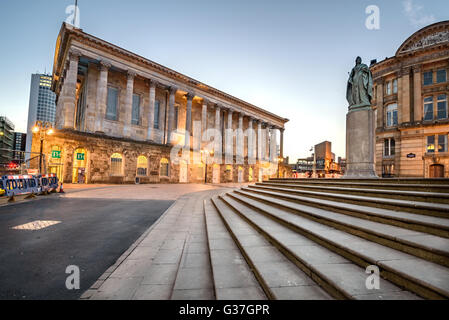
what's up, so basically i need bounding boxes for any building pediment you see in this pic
[396,20,449,55]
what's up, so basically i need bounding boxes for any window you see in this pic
[437,94,447,119]
[393,79,398,94]
[154,100,160,129]
[160,158,169,177]
[423,71,433,86]
[137,155,148,176]
[437,69,447,83]
[384,138,395,157]
[174,106,179,129]
[427,136,435,153]
[131,94,140,125]
[423,96,434,121]
[386,104,398,127]
[386,81,391,95]
[110,153,123,175]
[438,135,448,153]
[106,87,118,120]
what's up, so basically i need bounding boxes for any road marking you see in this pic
[11,220,61,230]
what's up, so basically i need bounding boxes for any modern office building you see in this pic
[25,74,57,159]
[371,20,449,177]
[32,23,289,184]
[13,132,27,163]
[0,116,15,166]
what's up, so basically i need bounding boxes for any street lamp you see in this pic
[32,121,54,174]
[201,149,214,183]
[310,146,316,178]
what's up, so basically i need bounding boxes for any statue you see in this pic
[346,56,373,110]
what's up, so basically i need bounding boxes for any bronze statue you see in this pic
[346,56,373,110]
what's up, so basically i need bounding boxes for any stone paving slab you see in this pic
[84,187,230,300]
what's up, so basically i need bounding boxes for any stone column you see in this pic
[265,124,270,161]
[167,86,177,144]
[214,104,222,163]
[280,128,284,158]
[202,99,208,138]
[375,79,384,128]
[257,120,263,161]
[225,109,234,164]
[401,68,411,123]
[413,65,422,122]
[59,49,80,129]
[270,126,277,162]
[247,117,254,164]
[95,60,110,133]
[147,79,157,141]
[123,71,135,137]
[236,113,244,164]
[185,92,194,148]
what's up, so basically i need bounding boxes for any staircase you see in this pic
[203,178,449,300]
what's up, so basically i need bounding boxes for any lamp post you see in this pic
[310,146,316,178]
[32,121,54,174]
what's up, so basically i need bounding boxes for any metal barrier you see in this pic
[0,174,59,197]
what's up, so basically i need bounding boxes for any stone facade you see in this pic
[38,23,289,184]
[371,21,449,178]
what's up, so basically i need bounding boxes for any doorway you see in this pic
[72,148,87,183]
[429,164,444,178]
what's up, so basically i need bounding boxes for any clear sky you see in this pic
[0,0,448,161]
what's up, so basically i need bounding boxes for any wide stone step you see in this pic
[242,187,449,239]
[234,189,449,268]
[257,182,449,204]
[204,199,267,300]
[263,180,449,193]
[216,194,421,300]
[248,185,449,218]
[227,190,449,299]
[211,196,334,300]
[269,178,449,185]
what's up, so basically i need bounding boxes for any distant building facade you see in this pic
[25,74,57,158]
[0,116,15,166]
[33,23,289,183]
[13,132,26,163]
[371,21,449,178]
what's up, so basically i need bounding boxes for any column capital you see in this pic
[214,104,222,111]
[99,59,112,71]
[68,49,82,60]
[169,86,178,94]
[412,64,422,73]
[185,92,195,101]
[127,70,136,80]
[400,67,411,76]
[148,78,158,88]
[202,98,209,105]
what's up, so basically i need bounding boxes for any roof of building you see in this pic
[52,23,289,126]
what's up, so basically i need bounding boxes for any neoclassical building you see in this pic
[371,20,449,178]
[31,23,289,184]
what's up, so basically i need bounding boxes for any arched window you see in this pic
[137,155,148,176]
[111,153,123,176]
[160,158,169,177]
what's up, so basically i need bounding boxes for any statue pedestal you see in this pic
[343,106,378,179]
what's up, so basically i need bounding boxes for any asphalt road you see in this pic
[0,197,173,300]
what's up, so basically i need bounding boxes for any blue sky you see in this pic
[0,0,448,161]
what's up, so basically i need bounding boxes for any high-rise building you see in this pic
[25,74,56,158]
[13,132,27,163]
[0,116,15,165]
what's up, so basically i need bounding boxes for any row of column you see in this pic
[57,49,285,162]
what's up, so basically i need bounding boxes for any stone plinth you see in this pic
[344,107,378,178]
